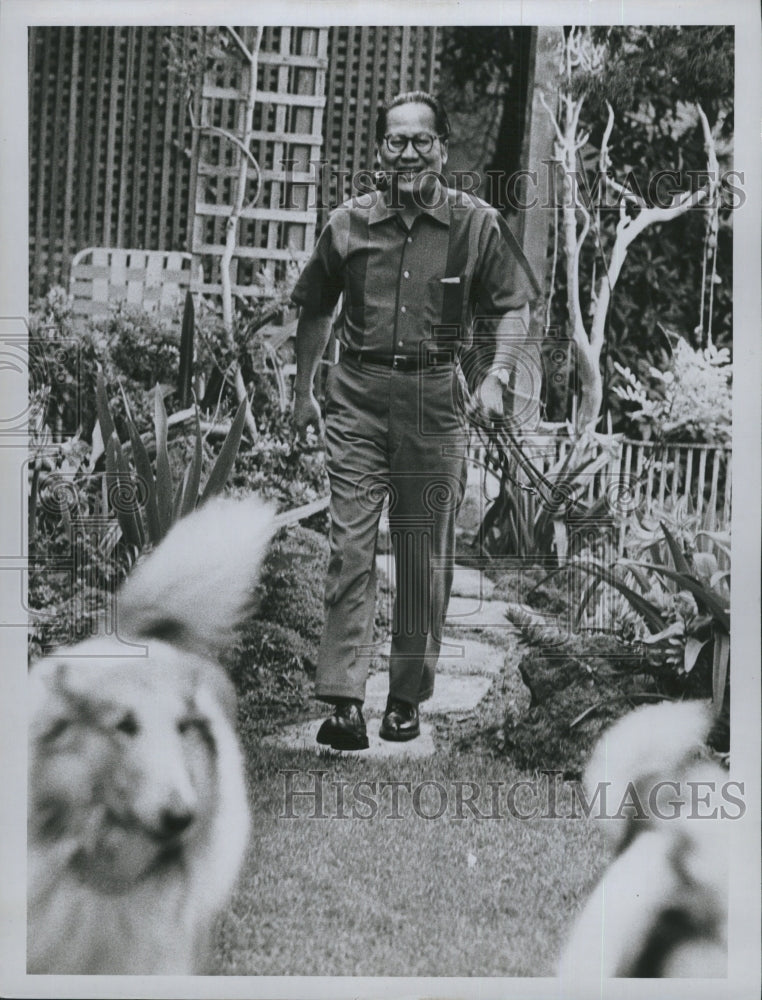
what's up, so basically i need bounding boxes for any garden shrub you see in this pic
[612,337,732,444]
[222,526,327,721]
[503,635,657,778]
[230,432,328,512]
[29,287,187,441]
[254,526,329,644]
[231,619,316,728]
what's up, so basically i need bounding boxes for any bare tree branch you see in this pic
[225,26,253,62]
[215,25,263,441]
[543,31,722,433]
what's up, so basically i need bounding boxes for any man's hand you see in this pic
[475,370,506,420]
[293,388,323,442]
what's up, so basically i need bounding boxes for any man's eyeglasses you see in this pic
[382,132,445,154]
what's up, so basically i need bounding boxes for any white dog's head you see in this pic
[559,699,729,983]
[28,496,275,892]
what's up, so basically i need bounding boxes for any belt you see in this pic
[341,348,457,372]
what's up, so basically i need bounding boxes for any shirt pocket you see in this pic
[427,274,467,340]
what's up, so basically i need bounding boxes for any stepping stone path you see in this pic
[266,717,438,760]
[266,554,512,759]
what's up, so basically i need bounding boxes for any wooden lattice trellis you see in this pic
[191,26,329,302]
[28,27,198,301]
[29,26,442,299]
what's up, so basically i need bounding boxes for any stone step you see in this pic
[370,635,505,677]
[364,671,492,716]
[264,717,436,759]
[450,565,496,599]
[375,553,496,600]
[446,595,510,630]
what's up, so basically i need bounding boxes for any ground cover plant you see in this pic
[211,744,604,977]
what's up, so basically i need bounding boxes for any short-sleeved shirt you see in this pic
[291,184,539,357]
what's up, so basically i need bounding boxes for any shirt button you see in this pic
[403,270,410,278]
[398,340,404,347]
[407,236,413,243]
[400,305,407,313]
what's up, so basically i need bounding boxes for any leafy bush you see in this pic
[503,634,657,778]
[253,526,329,644]
[28,285,295,446]
[29,287,191,441]
[612,336,732,444]
[230,429,328,512]
[571,522,729,712]
[472,424,621,562]
[232,620,316,728]
[226,526,329,724]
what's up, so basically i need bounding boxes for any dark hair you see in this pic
[374,91,450,145]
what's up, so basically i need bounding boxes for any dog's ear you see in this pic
[585,700,713,852]
[116,497,276,661]
[28,659,79,747]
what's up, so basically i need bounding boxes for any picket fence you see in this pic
[469,432,732,551]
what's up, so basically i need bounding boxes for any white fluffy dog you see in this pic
[558,700,729,983]
[27,497,275,974]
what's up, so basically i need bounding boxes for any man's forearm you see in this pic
[295,307,334,394]
[492,303,530,368]
[492,302,539,427]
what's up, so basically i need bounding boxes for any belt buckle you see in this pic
[392,354,404,371]
[425,349,448,368]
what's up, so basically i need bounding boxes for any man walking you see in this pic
[292,91,537,750]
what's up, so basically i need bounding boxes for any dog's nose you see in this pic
[158,807,194,839]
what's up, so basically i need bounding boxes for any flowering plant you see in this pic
[613,336,731,444]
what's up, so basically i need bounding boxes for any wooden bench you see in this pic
[69,248,199,320]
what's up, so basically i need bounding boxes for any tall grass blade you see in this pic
[153,386,173,537]
[199,396,247,504]
[178,291,195,409]
[660,521,692,575]
[119,386,161,545]
[180,407,204,518]
[711,629,730,716]
[574,576,603,630]
[617,559,652,594]
[95,369,116,446]
[105,433,144,549]
[172,464,190,522]
[683,636,709,674]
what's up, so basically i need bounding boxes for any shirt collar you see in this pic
[368,180,451,227]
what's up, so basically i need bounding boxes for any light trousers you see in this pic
[315,357,469,706]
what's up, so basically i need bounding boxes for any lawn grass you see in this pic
[211,742,605,978]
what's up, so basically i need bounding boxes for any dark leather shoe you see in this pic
[316,701,369,751]
[379,698,420,742]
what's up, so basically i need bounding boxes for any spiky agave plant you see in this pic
[96,368,248,554]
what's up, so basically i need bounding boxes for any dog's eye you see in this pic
[177,717,202,736]
[115,712,139,736]
[177,716,214,749]
[44,717,70,743]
